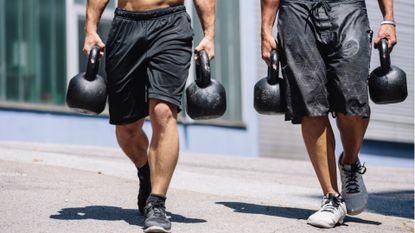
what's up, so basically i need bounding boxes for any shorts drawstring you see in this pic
[305,1,333,42]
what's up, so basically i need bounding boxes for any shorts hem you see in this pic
[109,114,147,125]
[148,93,182,112]
[286,111,371,124]
[331,111,371,119]
[285,113,328,124]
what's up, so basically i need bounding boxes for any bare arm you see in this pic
[374,0,397,50]
[83,0,109,55]
[261,0,280,64]
[193,0,216,59]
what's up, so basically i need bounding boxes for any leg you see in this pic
[303,116,347,228]
[302,116,338,195]
[116,119,149,168]
[116,119,151,214]
[336,114,369,164]
[148,99,179,197]
[336,114,369,215]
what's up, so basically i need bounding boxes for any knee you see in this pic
[150,101,177,129]
[301,116,331,136]
[116,122,142,140]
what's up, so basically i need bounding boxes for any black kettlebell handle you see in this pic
[86,46,101,81]
[267,49,279,85]
[195,50,211,88]
[379,38,391,72]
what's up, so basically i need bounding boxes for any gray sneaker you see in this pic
[143,198,171,233]
[307,193,347,228]
[338,153,368,215]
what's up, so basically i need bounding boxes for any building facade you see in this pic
[0,0,413,159]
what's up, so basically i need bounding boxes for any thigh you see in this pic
[327,0,371,117]
[278,1,329,124]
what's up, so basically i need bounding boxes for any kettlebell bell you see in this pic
[254,49,284,114]
[369,38,407,104]
[186,50,227,120]
[66,46,107,115]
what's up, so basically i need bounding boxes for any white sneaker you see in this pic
[307,193,346,228]
[338,153,368,215]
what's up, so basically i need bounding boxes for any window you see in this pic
[0,0,66,105]
[192,0,242,122]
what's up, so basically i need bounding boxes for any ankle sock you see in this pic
[137,162,150,181]
[147,194,166,203]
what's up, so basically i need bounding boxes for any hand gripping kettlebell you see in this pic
[66,46,107,114]
[369,38,407,104]
[186,50,227,120]
[254,49,284,114]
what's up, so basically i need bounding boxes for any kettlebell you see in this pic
[186,50,227,120]
[254,49,284,114]
[66,46,107,114]
[369,38,407,104]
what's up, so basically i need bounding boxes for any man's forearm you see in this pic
[377,0,394,20]
[85,0,109,34]
[193,0,216,39]
[261,0,280,37]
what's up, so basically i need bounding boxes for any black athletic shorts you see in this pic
[278,0,372,124]
[105,5,193,125]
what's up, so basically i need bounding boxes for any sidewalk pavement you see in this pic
[0,141,413,233]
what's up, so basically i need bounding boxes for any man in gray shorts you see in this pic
[83,0,216,232]
[261,0,397,228]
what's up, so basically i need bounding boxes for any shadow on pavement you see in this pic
[216,202,381,226]
[307,189,414,219]
[50,205,207,226]
[368,190,414,219]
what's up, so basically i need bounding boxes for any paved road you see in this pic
[0,142,413,233]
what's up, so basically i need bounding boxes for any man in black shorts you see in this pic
[261,0,396,228]
[83,0,215,232]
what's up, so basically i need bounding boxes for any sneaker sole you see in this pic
[143,226,171,233]
[347,206,367,216]
[307,216,344,228]
[344,197,368,216]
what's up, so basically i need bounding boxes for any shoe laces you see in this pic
[343,162,367,193]
[146,201,167,218]
[321,194,342,213]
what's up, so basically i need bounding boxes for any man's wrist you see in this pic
[382,14,394,21]
[261,31,273,39]
[203,32,215,41]
[381,20,396,26]
[84,24,98,35]
[85,30,98,36]
[261,25,273,35]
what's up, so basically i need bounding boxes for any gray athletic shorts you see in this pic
[278,0,372,124]
[105,5,193,125]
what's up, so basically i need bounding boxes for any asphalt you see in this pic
[0,141,413,233]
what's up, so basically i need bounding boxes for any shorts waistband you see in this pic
[114,5,186,20]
